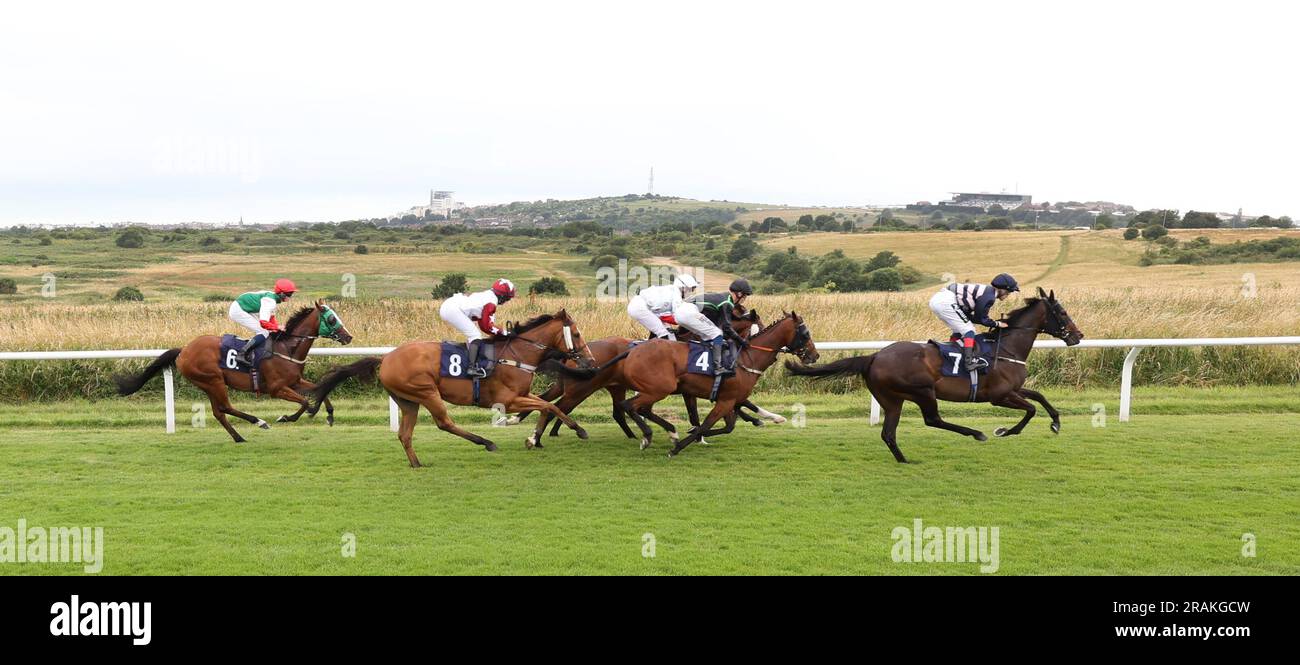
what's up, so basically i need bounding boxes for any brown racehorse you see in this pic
[784,288,1083,463]
[113,300,354,442]
[307,310,601,467]
[519,308,773,447]
[600,311,819,457]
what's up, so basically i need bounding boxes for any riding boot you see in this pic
[961,342,988,372]
[242,334,264,366]
[711,337,726,375]
[466,339,487,378]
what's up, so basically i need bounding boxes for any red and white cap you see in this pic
[491,278,516,299]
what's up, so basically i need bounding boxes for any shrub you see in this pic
[866,267,903,291]
[896,265,924,284]
[1123,228,1140,240]
[113,286,144,302]
[0,278,16,295]
[39,237,52,246]
[115,229,145,248]
[354,244,369,254]
[589,254,620,269]
[529,277,569,296]
[430,273,469,299]
[1141,224,1168,240]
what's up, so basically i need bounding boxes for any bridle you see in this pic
[269,307,348,364]
[500,318,596,371]
[740,317,815,372]
[998,299,1076,342]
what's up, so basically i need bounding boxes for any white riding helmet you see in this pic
[673,273,700,293]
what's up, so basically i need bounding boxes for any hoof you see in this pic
[484,442,499,452]
[256,420,270,430]
[640,437,651,451]
[769,415,787,424]
[524,434,537,449]
[973,431,987,442]
[994,427,1010,437]
[533,441,544,449]
[327,416,334,427]
[699,438,711,446]
[575,427,589,440]
[233,437,246,444]
[504,415,521,426]
[1050,422,1061,434]
[276,415,290,423]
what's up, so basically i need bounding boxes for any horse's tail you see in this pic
[784,354,875,381]
[114,348,182,396]
[538,350,631,381]
[309,357,382,407]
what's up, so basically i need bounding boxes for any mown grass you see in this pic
[0,388,1296,575]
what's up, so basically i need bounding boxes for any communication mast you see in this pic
[647,167,654,195]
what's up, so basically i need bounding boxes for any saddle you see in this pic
[219,334,268,393]
[928,334,997,401]
[439,340,497,380]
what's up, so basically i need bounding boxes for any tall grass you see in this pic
[1,286,1297,401]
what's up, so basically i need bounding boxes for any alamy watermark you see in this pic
[0,519,104,573]
[891,518,1000,574]
[595,259,705,302]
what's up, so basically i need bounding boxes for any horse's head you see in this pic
[1033,287,1083,346]
[312,299,353,344]
[758,311,819,364]
[733,305,764,339]
[514,309,595,368]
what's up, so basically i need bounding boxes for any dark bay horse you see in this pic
[114,300,354,442]
[601,312,819,457]
[514,308,780,445]
[307,310,600,468]
[785,288,1083,463]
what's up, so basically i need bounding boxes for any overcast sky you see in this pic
[2,1,1296,226]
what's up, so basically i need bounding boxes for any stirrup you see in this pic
[467,367,487,378]
[964,357,989,371]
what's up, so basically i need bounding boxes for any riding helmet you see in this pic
[991,273,1019,292]
[729,278,753,295]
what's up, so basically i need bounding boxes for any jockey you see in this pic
[674,278,753,375]
[438,278,516,378]
[229,278,297,365]
[928,273,1019,371]
[627,273,700,340]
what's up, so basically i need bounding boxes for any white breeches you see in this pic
[228,302,267,338]
[439,298,483,342]
[929,289,975,336]
[628,296,673,339]
[672,302,722,340]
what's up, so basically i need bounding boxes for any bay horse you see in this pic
[114,300,354,442]
[515,307,782,445]
[784,287,1083,463]
[604,311,819,457]
[307,310,601,468]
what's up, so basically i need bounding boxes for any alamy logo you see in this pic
[50,595,152,646]
[891,518,1000,574]
[0,519,103,573]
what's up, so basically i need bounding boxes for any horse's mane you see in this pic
[1005,297,1043,325]
[281,305,318,332]
[756,311,796,335]
[508,313,558,335]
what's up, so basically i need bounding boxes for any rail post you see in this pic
[1119,346,1142,422]
[163,367,176,434]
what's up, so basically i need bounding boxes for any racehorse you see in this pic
[307,310,601,467]
[601,311,819,457]
[784,288,1082,463]
[519,307,776,448]
[113,300,354,442]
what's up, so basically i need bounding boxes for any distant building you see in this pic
[397,189,464,222]
[941,192,1033,212]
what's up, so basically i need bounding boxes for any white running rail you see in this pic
[3,337,1299,432]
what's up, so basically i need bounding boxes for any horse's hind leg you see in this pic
[1017,388,1061,434]
[990,391,1036,437]
[607,387,635,439]
[201,382,247,443]
[866,388,909,463]
[390,392,423,468]
[910,387,987,442]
